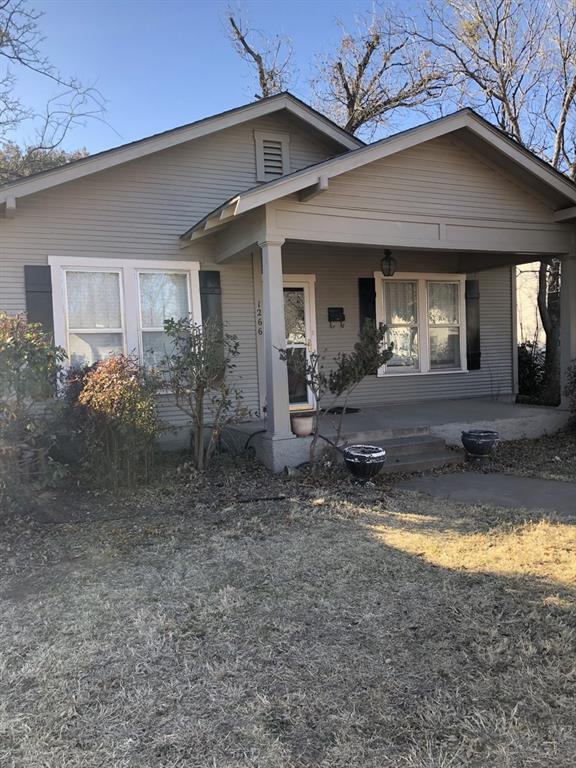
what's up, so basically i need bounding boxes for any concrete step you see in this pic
[380,450,464,475]
[369,434,448,458]
[337,424,430,443]
[336,434,465,475]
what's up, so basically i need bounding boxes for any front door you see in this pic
[283,276,317,409]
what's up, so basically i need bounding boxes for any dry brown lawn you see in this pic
[1,461,575,767]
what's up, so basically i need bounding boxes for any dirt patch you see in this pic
[0,459,575,767]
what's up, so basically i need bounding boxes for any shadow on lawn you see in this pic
[244,499,576,766]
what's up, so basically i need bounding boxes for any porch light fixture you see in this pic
[380,249,397,277]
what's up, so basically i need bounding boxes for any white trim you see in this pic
[283,273,317,283]
[255,130,291,182]
[379,369,470,378]
[48,256,200,271]
[0,94,360,204]
[48,256,202,367]
[374,271,467,377]
[510,265,519,394]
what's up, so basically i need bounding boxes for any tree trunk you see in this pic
[538,260,561,405]
[195,392,205,470]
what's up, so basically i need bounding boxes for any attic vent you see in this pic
[262,139,284,176]
[255,131,290,182]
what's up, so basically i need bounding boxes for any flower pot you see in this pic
[343,444,387,482]
[291,413,314,437]
[461,429,499,458]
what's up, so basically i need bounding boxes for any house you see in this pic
[2,92,576,471]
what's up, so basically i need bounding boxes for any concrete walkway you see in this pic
[397,472,576,517]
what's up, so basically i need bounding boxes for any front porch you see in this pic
[180,109,576,471]
[242,239,576,471]
[228,397,570,472]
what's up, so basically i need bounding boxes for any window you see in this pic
[428,281,461,370]
[50,257,201,368]
[65,270,124,366]
[375,273,466,376]
[139,271,190,368]
[384,280,419,369]
[255,131,290,181]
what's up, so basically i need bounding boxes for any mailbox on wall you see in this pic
[328,307,346,327]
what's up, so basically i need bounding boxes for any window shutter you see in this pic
[358,277,376,331]
[465,279,481,370]
[199,270,222,325]
[24,265,54,336]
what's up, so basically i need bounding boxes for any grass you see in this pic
[0,460,575,767]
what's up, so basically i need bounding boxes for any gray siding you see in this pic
[311,134,554,224]
[0,111,343,417]
[0,110,342,315]
[0,112,522,424]
[283,242,514,405]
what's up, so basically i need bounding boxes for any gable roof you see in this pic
[0,92,362,205]
[181,108,576,242]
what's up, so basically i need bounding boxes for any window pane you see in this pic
[387,327,419,368]
[284,287,306,344]
[141,331,175,369]
[430,327,461,369]
[68,333,123,367]
[428,282,459,325]
[385,282,417,325]
[66,271,121,329]
[139,272,189,328]
[286,347,308,405]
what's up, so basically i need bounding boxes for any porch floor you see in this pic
[319,398,568,444]
[232,398,570,448]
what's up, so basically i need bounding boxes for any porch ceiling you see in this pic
[280,240,543,272]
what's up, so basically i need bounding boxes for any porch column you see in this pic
[259,238,291,438]
[560,253,576,407]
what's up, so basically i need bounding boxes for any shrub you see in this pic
[0,312,65,428]
[163,317,247,470]
[280,323,394,462]
[517,341,545,402]
[0,314,66,509]
[73,355,161,487]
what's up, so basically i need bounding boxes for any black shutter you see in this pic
[24,265,53,336]
[465,279,481,370]
[358,277,376,331]
[199,270,222,325]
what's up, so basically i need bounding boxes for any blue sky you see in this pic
[14,0,388,154]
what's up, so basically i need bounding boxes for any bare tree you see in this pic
[546,0,576,177]
[0,0,103,156]
[410,0,576,404]
[227,9,293,98]
[311,8,447,136]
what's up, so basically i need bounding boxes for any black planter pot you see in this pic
[461,429,499,458]
[343,444,387,482]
